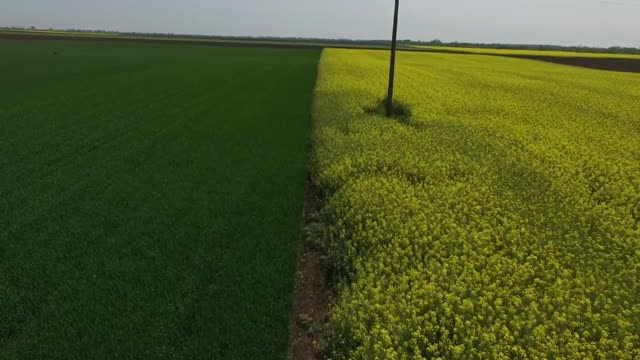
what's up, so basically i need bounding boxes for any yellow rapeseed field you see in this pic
[312,49,640,359]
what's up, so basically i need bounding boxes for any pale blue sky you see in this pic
[2,0,639,48]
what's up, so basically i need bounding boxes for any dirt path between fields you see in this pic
[289,178,330,360]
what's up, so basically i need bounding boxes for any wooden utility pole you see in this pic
[386,0,400,117]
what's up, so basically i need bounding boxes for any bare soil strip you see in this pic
[289,179,330,360]
[507,55,640,73]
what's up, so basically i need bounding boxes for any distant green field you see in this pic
[415,45,640,59]
[0,29,398,50]
[0,40,320,358]
[2,28,122,36]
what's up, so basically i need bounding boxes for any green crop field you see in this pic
[3,35,639,360]
[312,49,640,359]
[0,29,123,37]
[0,40,319,358]
[0,29,396,50]
[414,45,640,59]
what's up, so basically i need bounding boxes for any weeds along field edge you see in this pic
[311,49,640,359]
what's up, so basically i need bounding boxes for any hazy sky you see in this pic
[2,0,639,48]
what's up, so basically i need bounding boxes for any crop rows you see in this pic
[0,41,319,358]
[312,49,640,359]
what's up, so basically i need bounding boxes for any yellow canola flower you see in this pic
[313,49,640,359]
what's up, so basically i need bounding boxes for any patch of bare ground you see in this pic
[507,55,640,73]
[289,177,330,360]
